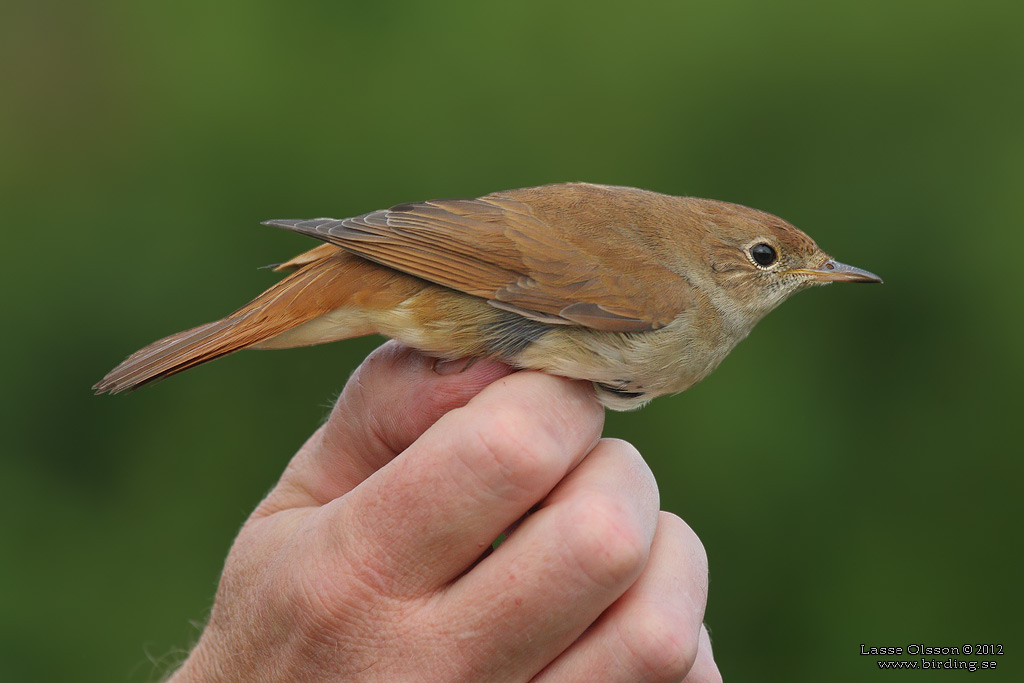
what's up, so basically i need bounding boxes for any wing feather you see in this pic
[264,184,693,331]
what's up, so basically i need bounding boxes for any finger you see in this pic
[328,371,604,595]
[436,439,659,680]
[258,341,513,515]
[533,512,711,683]
[683,624,722,683]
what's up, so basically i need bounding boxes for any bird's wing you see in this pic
[270,242,342,272]
[264,190,692,332]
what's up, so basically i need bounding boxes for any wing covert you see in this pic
[264,185,693,331]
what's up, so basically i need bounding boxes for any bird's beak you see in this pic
[787,259,883,284]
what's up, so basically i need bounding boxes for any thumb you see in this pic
[257,341,513,515]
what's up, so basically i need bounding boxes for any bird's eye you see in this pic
[750,243,778,267]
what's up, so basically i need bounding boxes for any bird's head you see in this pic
[683,198,882,329]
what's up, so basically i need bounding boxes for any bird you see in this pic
[93,182,881,410]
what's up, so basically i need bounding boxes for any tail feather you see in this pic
[270,243,341,272]
[93,251,403,394]
[93,318,252,393]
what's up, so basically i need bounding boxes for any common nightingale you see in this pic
[94,182,881,409]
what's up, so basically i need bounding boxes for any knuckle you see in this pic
[659,512,709,588]
[282,548,394,640]
[465,402,565,497]
[622,609,698,681]
[278,544,341,619]
[600,438,660,514]
[604,438,654,482]
[266,521,377,624]
[507,372,604,442]
[541,374,605,437]
[284,570,336,629]
[563,493,651,590]
[452,373,606,501]
[599,436,643,458]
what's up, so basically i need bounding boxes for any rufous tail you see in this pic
[93,249,407,394]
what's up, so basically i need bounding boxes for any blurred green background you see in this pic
[2,1,1021,680]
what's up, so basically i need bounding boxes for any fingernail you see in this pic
[433,357,469,375]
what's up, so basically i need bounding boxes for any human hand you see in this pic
[170,342,721,682]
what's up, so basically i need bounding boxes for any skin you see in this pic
[168,342,722,682]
